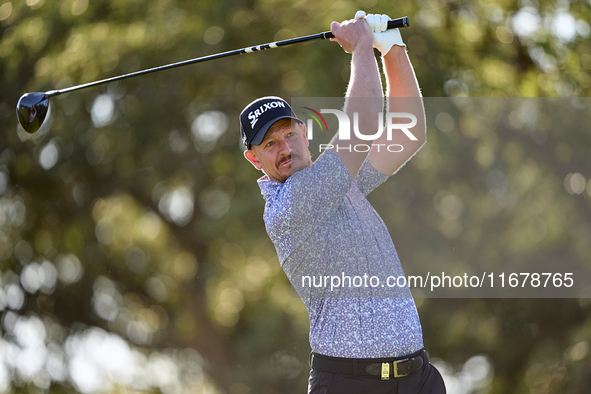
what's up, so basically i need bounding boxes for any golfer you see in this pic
[239,11,446,393]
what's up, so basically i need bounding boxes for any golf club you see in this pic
[17,17,409,134]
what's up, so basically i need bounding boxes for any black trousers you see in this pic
[308,362,446,394]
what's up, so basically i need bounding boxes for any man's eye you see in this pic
[266,141,274,147]
[287,132,295,137]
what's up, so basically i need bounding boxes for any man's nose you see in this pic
[277,137,292,154]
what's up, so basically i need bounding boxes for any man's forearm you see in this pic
[383,46,422,98]
[346,45,382,98]
[368,46,426,175]
[329,19,384,179]
[383,46,425,143]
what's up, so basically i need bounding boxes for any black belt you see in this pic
[310,349,429,380]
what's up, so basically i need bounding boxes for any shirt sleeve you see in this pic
[353,156,390,196]
[263,150,352,263]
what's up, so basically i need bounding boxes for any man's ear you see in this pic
[299,122,309,147]
[244,149,263,170]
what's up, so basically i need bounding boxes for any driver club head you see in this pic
[17,93,50,134]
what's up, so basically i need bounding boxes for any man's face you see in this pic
[244,119,312,183]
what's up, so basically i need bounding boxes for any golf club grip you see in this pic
[323,17,409,39]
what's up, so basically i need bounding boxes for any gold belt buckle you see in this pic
[380,363,390,380]
[393,358,409,378]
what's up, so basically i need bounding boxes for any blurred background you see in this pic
[1,0,590,393]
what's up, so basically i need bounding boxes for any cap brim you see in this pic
[250,116,303,147]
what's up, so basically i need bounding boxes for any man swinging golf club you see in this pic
[240,11,446,393]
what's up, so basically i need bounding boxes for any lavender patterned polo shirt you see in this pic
[257,150,424,358]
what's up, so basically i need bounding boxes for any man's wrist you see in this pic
[351,37,375,56]
[381,45,407,65]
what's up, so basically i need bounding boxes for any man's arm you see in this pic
[368,30,426,175]
[329,18,383,179]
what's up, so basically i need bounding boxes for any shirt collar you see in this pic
[257,174,284,200]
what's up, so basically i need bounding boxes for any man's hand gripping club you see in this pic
[354,10,405,55]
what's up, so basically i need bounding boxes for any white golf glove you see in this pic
[355,10,405,54]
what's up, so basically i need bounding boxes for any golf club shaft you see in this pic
[46,17,409,97]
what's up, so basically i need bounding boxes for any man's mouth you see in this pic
[278,156,292,168]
